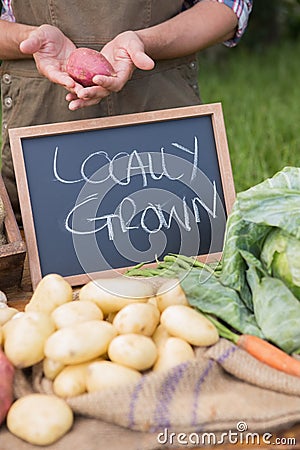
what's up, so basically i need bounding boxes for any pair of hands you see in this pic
[20,25,155,110]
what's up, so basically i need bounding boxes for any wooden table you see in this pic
[4,257,300,450]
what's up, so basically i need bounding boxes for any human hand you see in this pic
[65,31,155,110]
[20,24,78,90]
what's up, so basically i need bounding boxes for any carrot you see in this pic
[206,314,300,378]
[0,348,15,425]
[237,334,300,378]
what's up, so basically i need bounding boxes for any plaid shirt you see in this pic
[1,0,253,47]
[183,0,253,46]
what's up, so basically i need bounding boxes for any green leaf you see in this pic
[237,166,300,239]
[261,228,300,300]
[180,269,263,338]
[246,265,300,354]
[220,205,269,309]
[220,166,300,307]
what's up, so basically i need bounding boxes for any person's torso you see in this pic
[12,0,184,48]
[1,0,200,126]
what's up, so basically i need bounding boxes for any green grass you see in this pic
[198,39,300,193]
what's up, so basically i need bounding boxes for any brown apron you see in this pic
[1,0,201,221]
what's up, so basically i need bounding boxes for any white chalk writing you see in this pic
[53,137,218,240]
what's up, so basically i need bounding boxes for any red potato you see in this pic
[66,47,115,87]
[0,348,14,426]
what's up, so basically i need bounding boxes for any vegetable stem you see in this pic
[204,314,239,344]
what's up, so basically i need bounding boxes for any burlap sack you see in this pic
[6,338,300,450]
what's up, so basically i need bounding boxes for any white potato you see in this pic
[86,360,142,392]
[0,305,19,325]
[153,337,195,372]
[147,296,158,308]
[108,333,157,371]
[152,324,170,349]
[156,279,188,312]
[79,276,155,315]
[160,305,219,346]
[0,290,7,304]
[45,320,117,364]
[51,300,103,328]
[106,311,117,323]
[25,273,73,314]
[113,302,160,336]
[43,358,65,381]
[53,361,92,397]
[52,357,105,398]
[7,394,73,446]
[3,311,55,368]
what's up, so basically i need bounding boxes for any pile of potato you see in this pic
[0,274,219,446]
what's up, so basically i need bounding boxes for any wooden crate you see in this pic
[0,175,26,289]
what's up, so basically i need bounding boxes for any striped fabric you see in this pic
[1,0,14,21]
[183,0,253,46]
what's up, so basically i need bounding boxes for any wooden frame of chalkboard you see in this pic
[9,103,235,289]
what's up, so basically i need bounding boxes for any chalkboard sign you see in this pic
[9,103,235,288]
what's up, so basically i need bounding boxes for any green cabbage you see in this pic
[261,228,300,300]
[219,166,300,353]
[221,166,300,306]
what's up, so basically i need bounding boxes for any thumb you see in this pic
[20,31,43,55]
[131,50,155,71]
[127,38,155,71]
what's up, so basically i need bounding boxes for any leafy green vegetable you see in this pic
[125,254,221,278]
[220,207,269,310]
[218,167,300,352]
[180,269,263,338]
[261,228,300,300]
[237,167,300,240]
[221,166,300,307]
[244,256,300,354]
